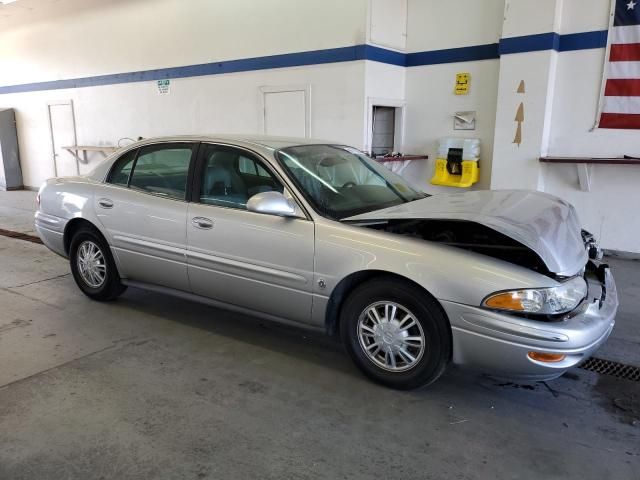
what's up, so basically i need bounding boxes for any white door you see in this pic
[48,102,78,177]
[263,90,307,137]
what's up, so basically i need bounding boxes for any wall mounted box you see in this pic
[0,108,23,191]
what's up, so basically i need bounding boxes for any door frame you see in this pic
[47,99,78,177]
[364,97,405,156]
[259,85,312,138]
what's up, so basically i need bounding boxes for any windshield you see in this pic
[276,145,426,220]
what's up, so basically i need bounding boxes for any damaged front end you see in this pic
[343,190,591,278]
[361,218,554,277]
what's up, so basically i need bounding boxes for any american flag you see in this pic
[599,0,640,129]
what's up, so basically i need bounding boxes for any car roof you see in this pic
[85,134,344,182]
[120,134,337,151]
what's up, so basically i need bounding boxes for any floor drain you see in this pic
[0,228,43,245]
[579,357,640,382]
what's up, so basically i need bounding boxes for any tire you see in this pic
[339,277,451,390]
[69,226,126,301]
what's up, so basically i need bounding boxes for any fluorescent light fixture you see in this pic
[0,0,18,4]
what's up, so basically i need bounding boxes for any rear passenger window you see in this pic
[129,145,194,200]
[108,149,137,186]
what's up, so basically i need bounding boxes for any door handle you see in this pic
[192,217,214,229]
[98,198,114,209]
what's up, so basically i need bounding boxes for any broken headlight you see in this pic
[482,276,588,315]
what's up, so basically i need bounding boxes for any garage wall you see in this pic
[0,0,368,84]
[2,63,366,186]
[401,0,505,191]
[1,0,639,253]
[542,0,640,252]
[0,0,369,188]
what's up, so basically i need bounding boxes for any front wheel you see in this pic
[69,227,126,301]
[340,278,451,390]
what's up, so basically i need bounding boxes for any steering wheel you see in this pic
[342,181,357,188]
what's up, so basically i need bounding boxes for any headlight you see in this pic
[482,276,587,315]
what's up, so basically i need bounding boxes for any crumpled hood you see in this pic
[345,190,588,276]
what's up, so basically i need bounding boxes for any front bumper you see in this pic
[442,262,618,381]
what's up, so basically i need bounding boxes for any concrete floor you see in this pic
[0,190,638,479]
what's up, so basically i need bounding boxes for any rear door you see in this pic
[186,143,315,324]
[95,142,197,292]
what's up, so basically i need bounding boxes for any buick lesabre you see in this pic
[35,136,617,389]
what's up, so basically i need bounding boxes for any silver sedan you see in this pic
[35,136,617,389]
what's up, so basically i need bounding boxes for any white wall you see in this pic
[3,63,367,188]
[362,61,406,153]
[0,0,368,84]
[2,0,639,252]
[406,0,504,51]
[404,60,500,191]
[401,0,504,192]
[541,0,640,252]
[0,0,369,188]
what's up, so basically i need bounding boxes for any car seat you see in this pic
[203,152,248,207]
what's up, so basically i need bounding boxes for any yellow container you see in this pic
[430,158,479,188]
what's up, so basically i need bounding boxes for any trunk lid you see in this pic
[344,190,587,276]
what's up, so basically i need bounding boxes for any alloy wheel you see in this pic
[76,240,107,288]
[357,301,426,372]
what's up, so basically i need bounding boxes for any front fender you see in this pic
[312,219,560,323]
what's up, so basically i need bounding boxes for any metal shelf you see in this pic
[539,156,640,192]
[62,145,118,164]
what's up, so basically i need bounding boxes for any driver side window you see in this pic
[198,145,283,210]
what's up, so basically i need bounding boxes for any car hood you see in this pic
[344,190,588,276]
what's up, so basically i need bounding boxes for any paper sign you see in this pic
[455,73,470,95]
[157,79,171,95]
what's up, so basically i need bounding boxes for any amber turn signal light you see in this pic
[484,292,526,311]
[528,351,566,363]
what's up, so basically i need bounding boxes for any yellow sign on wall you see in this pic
[455,73,470,95]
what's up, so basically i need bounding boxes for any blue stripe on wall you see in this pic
[406,43,499,66]
[499,32,561,55]
[363,45,407,67]
[558,30,608,52]
[0,30,611,95]
[0,45,368,95]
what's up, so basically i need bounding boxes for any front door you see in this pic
[95,142,197,292]
[186,144,314,324]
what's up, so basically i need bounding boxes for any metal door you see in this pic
[0,108,22,190]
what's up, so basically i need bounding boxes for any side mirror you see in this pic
[246,191,301,218]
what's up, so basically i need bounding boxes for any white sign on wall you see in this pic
[157,79,171,95]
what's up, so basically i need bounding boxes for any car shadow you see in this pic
[114,285,356,375]
[109,285,600,407]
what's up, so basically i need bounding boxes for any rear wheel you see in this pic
[69,227,126,301]
[340,278,451,390]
